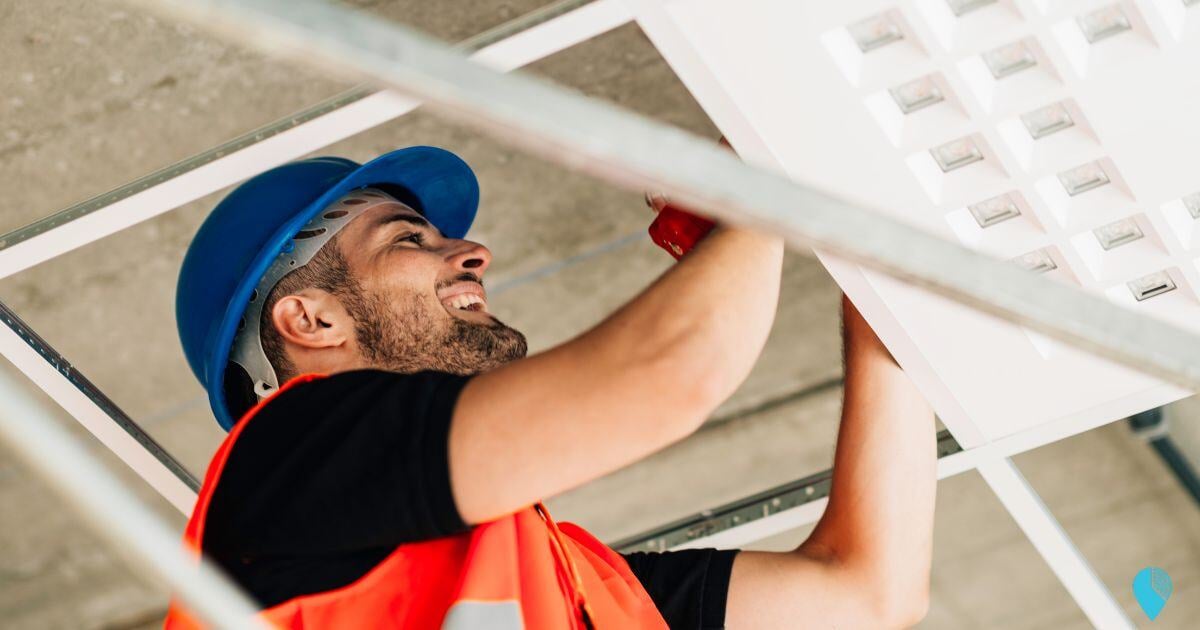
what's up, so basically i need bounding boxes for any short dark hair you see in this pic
[258,231,356,383]
[223,233,356,420]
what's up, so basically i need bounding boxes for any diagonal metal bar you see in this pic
[0,0,628,280]
[613,430,965,553]
[0,301,199,511]
[0,364,265,629]
[977,458,1133,629]
[126,0,1200,391]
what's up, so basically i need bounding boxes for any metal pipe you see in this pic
[0,301,200,495]
[1129,409,1200,507]
[614,430,963,552]
[126,0,1200,392]
[0,0,605,265]
[0,364,266,629]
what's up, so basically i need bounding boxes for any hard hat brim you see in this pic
[203,146,479,431]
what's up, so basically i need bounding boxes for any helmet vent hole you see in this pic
[323,209,349,219]
[237,317,245,331]
[343,198,368,205]
[295,228,327,240]
[361,191,383,198]
[249,289,258,302]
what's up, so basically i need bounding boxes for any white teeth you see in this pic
[445,293,484,311]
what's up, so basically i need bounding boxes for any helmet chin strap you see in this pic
[228,188,410,401]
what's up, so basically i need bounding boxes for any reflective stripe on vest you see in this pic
[442,601,524,630]
[164,373,669,629]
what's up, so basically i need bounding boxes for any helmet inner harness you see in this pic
[230,188,402,401]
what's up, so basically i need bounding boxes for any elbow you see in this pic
[877,585,930,629]
[832,555,930,628]
[869,570,930,629]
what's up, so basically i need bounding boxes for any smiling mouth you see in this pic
[442,293,488,313]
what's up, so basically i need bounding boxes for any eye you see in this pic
[394,232,425,246]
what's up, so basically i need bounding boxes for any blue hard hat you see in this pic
[176,146,479,431]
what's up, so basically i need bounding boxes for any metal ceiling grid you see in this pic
[638,0,1200,447]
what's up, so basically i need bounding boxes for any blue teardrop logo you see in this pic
[1132,567,1172,621]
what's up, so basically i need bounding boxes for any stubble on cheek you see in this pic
[350,285,527,376]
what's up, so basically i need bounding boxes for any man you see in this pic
[169,145,935,629]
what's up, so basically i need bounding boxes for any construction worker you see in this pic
[169,145,935,629]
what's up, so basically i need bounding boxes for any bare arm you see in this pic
[725,296,936,629]
[449,219,785,524]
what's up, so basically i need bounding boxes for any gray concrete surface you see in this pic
[1,1,1199,628]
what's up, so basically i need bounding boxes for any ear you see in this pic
[270,290,351,350]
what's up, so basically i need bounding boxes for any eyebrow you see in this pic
[371,211,432,235]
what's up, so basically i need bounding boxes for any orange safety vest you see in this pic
[164,374,669,629]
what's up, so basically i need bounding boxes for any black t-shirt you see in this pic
[204,369,737,629]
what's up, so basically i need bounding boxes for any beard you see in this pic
[344,282,528,376]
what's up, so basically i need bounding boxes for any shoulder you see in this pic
[244,369,472,435]
[204,369,474,549]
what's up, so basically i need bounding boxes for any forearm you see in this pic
[802,299,936,607]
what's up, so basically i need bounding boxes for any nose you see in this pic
[445,239,492,275]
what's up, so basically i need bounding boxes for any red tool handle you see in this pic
[648,204,717,260]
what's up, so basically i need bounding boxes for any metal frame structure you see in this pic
[8,0,1198,626]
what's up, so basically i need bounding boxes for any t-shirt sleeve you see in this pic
[622,548,739,630]
[204,369,473,556]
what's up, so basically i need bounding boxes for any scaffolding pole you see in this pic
[126,0,1200,393]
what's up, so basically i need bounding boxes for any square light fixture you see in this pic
[1021,103,1074,139]
[968,193,1021,228]
[889,76,945,114]
[1057,161,1110,196]
[1183,192,1200,220]
[931,137,984,172]
[1128,270,1176,301]
[1093,217,1144,250]
[983,41,1038,79]
[1012,249,1058,274]
[947,0,997,16]
[848,14,904,52]
[1077,5,1133,43]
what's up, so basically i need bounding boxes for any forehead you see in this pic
[342,201,425,237]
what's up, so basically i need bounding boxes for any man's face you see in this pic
[331,195,527,375]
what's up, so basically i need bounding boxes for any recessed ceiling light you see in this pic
[889,76,945,114]
[931,137,984,172]
[1128,271,1176,301]
[1093,218,1144,250]
[1021,103,1075,139]
[1183,192,1200,219]
[968,193,1021,228]
[848,14,904,52]
[947,0,998,16]
[983,41,1038,79]
[1057,162,1111,196]
[1013,249,1058,274]
[1077,5,1133,44]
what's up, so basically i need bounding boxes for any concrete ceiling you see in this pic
[1,1,1198,628]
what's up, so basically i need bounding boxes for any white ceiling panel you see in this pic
[637,0,1200,443]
